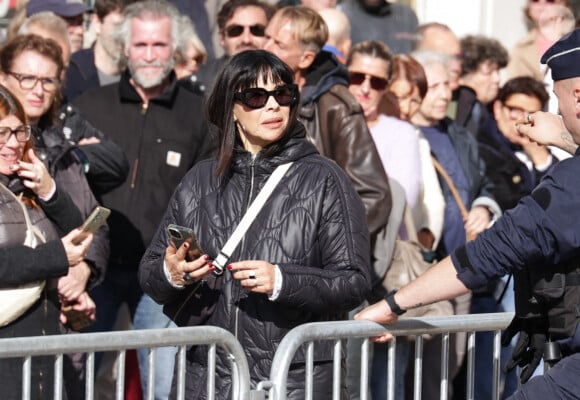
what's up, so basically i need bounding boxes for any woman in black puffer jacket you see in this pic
[139,50,372,399]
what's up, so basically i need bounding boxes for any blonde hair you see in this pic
[274,6,328,53]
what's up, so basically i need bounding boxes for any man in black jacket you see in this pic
[74,1,215,397]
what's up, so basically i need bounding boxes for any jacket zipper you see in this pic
[130,102,149,189]
[130,158,139,189]
[234,155,256,339]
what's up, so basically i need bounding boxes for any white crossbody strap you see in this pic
[213,162,293,274]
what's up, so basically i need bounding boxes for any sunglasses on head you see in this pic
[234,85,298,109]
[224,24,266,38]
[349,72,389,91]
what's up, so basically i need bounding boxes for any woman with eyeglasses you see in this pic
[140,50,371,399]
[0,84,93,398]
[0,34,108,334]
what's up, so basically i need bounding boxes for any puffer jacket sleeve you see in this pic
[274,161,372,313]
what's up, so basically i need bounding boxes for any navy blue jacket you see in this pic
[64,48,99,103]
[452,149,580,349]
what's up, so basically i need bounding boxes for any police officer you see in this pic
[356,29,580,399]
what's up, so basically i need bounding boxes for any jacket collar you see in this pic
[301,51,349,104]
[230,122,318,175]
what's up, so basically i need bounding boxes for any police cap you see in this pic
[541,29,580,82]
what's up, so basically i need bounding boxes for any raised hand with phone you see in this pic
[165,224,213,286]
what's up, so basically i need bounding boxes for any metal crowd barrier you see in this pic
[0,313,514,400]
[0,326,252,400]
[255,312,514,400]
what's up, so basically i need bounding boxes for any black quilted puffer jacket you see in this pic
[139,123,371,399]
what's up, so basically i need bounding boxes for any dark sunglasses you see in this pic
[530,0,559,2]
[234,85,298,109]
[349,72,389,91]
[224,24,266,38]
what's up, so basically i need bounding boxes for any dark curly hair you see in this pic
[497,77,549,110]
[460,35,509,76]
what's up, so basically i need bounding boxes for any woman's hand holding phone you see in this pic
[165,239,213,286]
[61,228,94,267]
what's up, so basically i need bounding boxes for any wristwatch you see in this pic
[384,290,406,316]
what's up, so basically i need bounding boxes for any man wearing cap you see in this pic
[26,0,91,53]
[356,29,580,399]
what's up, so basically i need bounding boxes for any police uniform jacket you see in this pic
[452,148,580,352]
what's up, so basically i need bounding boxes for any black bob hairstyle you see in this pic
[205,50,301,176]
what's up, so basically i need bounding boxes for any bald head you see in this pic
[415,23,461,90]
[318,8,351,59]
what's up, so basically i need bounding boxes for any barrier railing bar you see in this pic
[387,337,396,400]
[85,352,95,400]
[413,336,423,400]
[147,347,156,400]
[306,341,314,400]
[208,343,216,400]
[440,333,450,400]
[176,345,186,400]
[360,338,370,400]
[493,330,501,400]
[466,331,475,400]
[54,353,63,400]
[22,355,31,400]
[333,339,341,400]
[115,350,126,400]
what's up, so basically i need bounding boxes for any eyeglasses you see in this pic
[224,24,266,38]
[0,125,31,144]
[503,104,535,120]
[349,72,389,91]
[234,85,298,109]
[8,72,60,93]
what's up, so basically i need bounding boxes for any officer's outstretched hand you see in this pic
[502,317,547,383]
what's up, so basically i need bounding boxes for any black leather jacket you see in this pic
[139,124,371,398]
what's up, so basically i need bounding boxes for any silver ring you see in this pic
[183,272,193,282]
[248,270,256,280]
[527,113,533,123]
[36,176,41,183]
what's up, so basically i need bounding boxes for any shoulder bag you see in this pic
[0,184,46,327]
[164,162,293,327]
[431,156,476,241]
[383,204,453,320]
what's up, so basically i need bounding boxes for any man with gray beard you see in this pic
[73,1,215,397]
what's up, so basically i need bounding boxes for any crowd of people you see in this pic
[0,0,578,399]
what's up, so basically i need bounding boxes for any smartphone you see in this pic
[72,206,111,245]
[167,224,203,261]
